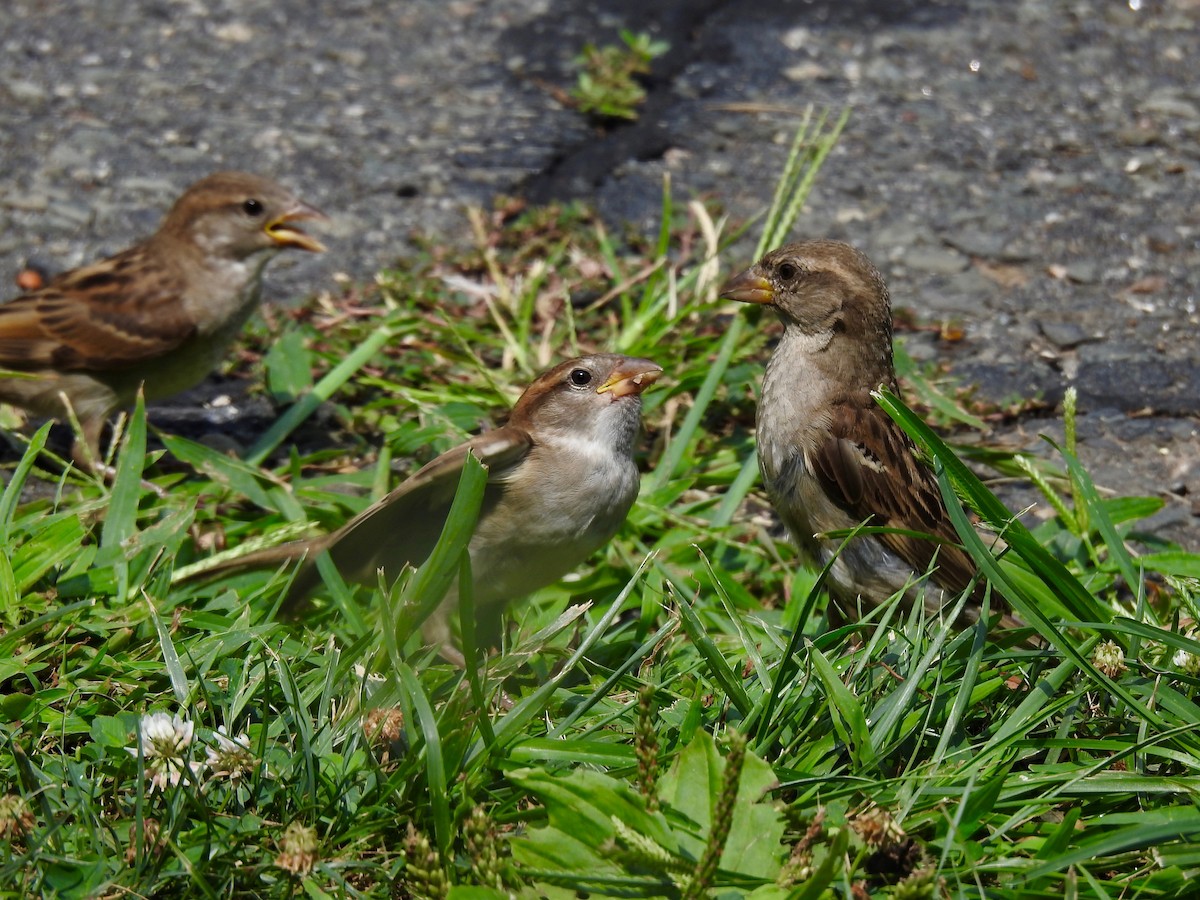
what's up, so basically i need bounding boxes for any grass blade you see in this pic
[244,322,397,465]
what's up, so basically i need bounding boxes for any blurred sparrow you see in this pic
[720,240,1019,630]
[0,171,327,467]
[208,354,661,664]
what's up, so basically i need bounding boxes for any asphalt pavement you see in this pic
[3,0,1198,541]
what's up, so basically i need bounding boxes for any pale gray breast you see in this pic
[143,257,271,400]
[756,328,837,515]
[467,436,638,609]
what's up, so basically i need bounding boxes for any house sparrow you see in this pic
[0,171,327,467]
[204,354,662,664]
[720,240,1019,630]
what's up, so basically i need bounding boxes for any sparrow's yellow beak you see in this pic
[718,268,773,305]
[266,202,328,253]
[596,359,663,399]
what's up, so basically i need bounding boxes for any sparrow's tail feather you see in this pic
[174,530,322,608]
[179,528,384,620]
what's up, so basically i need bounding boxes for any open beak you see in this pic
[596,358,663,400]
[265,201,328,253]
[718,267,773,305]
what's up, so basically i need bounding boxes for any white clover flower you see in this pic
[1172,628,1200,676]
[205,726,257,783]
[128,711,203,791]
[134,712,194,758]
[1174,646,1200,676]
[1093,640,1128,678]
[276,822,319,876]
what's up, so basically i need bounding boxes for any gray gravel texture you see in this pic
[3,0,1199,543]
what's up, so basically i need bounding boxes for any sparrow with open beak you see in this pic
[0,171,327,467]
[720,240,1019,630]
[205,354,662,665]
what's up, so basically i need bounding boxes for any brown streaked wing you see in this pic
[810,402,980,597]
[0,249,195,371]
[280,426,535,609]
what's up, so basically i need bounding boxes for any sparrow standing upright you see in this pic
[0,171,327,466]
[204,354,662,664]
[720,240,1016,628]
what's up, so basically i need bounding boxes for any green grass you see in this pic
[570,30,670,123]
[4,110,1200,898]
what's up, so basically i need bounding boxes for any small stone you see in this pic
[784,63,830,82]
[1063,261,1100,284]
[1141,505,1192,535]
[901,336,940,362]
[781,27,812,50]
[1,190,49,212]
[1048,260,1100,284]
[212,21,254,43]
[876,221,938,251]
[712,118,743,138]
[1142,91,1199,120]
[47,143,96,171]
[158,146,209,165]
[1038,320,1091,349]
[291,131,325,150]
[328,48,367,68]
[905,245,969,275]
[915,286,977,315]
[3,78,48,103]
[864,58,905,82]
[974,260,1029,288]
[45,202,94,229]
[1117,125,1161,147]
[941,228,1009,260]
[120,176,179,196]
[1167,420,1198,440]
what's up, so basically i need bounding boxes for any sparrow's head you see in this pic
[719,240,894,366]
[513,354,662,456]
[160,171,328,260]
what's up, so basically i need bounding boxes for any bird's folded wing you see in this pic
[0,255,195,371]
[810,403,980,598]
[283,426,534,605]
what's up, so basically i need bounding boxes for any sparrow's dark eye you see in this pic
[777,262,798,281]
[569,368,592,387]
[242,198,265,217]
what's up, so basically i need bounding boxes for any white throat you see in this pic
[757,326,836,484]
